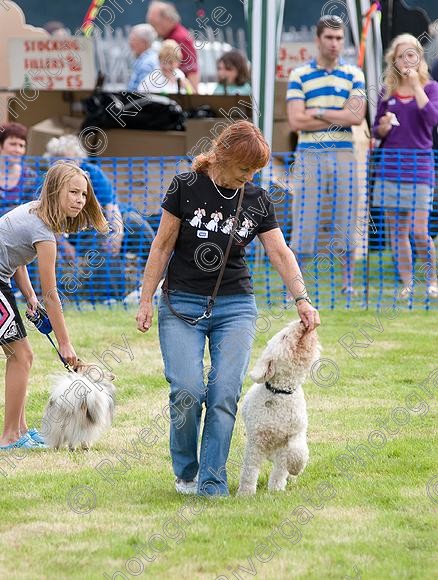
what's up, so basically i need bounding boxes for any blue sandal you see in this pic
[27,428,47,447]
[0,433,41,450]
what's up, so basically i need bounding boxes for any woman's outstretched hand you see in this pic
[296,301,320,331]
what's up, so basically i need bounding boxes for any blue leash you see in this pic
[25,305,72,372]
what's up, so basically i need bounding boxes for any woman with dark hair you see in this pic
[136,120,319,496]
[213,50,251,95]
[0,122,40,216]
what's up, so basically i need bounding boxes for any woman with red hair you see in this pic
[136,121,320,496]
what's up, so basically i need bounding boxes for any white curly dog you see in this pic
[238,320,321,495]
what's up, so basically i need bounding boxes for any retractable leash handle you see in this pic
[25,304,52,334]
[25,305,71,371]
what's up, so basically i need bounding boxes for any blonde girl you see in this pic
[0,161,108,449]
[372,34,438,298]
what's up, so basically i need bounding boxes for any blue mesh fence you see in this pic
[1,151,437,310]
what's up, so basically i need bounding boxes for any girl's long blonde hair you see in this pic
[33,160,109,234]
[382,33,430,99]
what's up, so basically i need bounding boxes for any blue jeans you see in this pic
[158,291,258,496]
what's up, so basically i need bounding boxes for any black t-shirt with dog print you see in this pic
[161,172,279,296]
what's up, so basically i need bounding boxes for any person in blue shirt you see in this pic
[43,136,123,263]
[127,24,159,92]
[43,136,155,301]
[43,137,125,301]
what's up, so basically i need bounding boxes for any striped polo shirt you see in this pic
[287,58,365,150]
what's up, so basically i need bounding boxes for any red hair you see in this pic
[192,121,270,173]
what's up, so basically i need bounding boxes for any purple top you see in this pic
[372,81,438,184]
[0,165,39,216]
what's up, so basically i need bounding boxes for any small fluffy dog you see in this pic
[238,320,321,495]
[41,362,116,450]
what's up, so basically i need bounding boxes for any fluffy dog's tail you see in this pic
[84,386,114,427]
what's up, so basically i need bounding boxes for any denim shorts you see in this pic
[372,179,433,212]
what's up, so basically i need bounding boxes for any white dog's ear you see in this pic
[250,356,276,383]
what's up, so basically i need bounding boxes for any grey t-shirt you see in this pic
[0,202,56,283]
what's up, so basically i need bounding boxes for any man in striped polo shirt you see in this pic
[287,16,366,295]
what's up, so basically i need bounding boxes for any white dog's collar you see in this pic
[265,381,296,395]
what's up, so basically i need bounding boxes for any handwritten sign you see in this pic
[8,37,96,90]
[276,42,317,79]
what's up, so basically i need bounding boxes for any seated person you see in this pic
[127,24,159,92]
[138,39,193,95]
[0,122,40,216]
[44,136,154,301]
[213,49,252,95]
[44,135,123,262]
[147,0,200,90]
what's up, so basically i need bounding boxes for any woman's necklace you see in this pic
[211,177,239,200]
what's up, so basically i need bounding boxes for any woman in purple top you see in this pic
[372,34,438,298]
[0,122,39,216]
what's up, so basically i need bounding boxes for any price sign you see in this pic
[8,37,96,90]
[276,42,317,79]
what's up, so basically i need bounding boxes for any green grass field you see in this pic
[0,305,437,580]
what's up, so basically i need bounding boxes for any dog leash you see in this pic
[45,334,72,372]
[25,305,72,372]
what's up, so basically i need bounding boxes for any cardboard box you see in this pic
[100,129,187,157]
[274,81,289,121]
[99,155,191,215]
[272,120,295,154]
[27,116,83,155]
[184,118,225,153]
[25,87,291,158]
[7,90,90,129]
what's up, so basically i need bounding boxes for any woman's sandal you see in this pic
[399,287,413,299]
[0,433,40,450]
[27,428,47,447]
[427,285,438,298]
[341,286,357,297]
